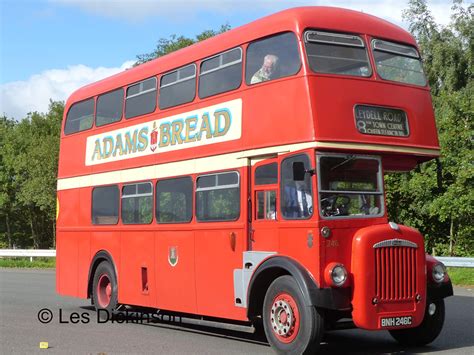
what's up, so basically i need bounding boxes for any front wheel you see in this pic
[263,275,324,354]
[389,298,445,346]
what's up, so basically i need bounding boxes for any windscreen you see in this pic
[318,155,383,218]
[372,39,427,86]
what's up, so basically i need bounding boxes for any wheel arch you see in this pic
[87,250,118,299]
[247,256,318,320]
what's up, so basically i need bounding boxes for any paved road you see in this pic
[1,269,473,354]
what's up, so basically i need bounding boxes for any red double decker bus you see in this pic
[57,7,453,354]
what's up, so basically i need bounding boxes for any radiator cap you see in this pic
[389,222,400,231]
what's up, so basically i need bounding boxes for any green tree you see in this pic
[386,0,473,256]
[0,116,17,248]
[135,24,230,65]
[1,101,63,248]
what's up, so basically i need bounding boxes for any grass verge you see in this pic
[447,267,474,286]
[0,257,55,268]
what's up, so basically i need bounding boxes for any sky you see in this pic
[0,0,466,120]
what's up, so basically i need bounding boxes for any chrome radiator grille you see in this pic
[374,242,417,301]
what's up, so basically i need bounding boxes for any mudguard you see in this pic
[246,256,351,318]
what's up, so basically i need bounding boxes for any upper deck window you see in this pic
[199,47,242,99]
[64,98,94,135]
[246,32,301,85]
[160,64,196,109]
[304,31,371,77]
[372,39,427,86]
[125,77,157,119]
[96,88,124,127]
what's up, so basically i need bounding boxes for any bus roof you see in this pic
[67,6,416,105]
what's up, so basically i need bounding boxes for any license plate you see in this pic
[380,316,413,328]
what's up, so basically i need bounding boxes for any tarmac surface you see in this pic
[1,268,473,354]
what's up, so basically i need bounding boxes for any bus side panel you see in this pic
[278,224,320,283]
[56,231,80,297]
[241,77,314,149]
[119,231,155,308]
[56,189,81,297]
[58,135,90,178]
[90,231,121,298]
[58,189,79,228]
[77,187,92,298]
[155,230,197,314]
[194,227,247,321]
[76,231,91,298]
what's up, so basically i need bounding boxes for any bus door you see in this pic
[277,153,319,273]
[251,159,279,251]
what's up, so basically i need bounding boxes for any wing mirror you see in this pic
[292,162,315,181]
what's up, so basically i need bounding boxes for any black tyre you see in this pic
[389,298,445,346]
[92,261,118,316]
[263,275,324,355]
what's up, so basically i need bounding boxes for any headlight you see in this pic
[432,263,446,283]
[325,263,348,287]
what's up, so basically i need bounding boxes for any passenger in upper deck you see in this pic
[251,54,279,84]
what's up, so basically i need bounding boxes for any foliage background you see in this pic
[0,0,472,255]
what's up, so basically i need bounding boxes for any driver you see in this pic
[295,180,312,217]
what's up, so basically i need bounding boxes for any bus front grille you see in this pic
[375,246,417,301]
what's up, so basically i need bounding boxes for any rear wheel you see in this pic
[92,261,118,316]
[389,298,445,346]
[263,275,324,354]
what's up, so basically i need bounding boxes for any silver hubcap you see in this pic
[271,300,293,336]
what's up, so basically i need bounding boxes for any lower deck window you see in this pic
[121,182,153,224]
[196,171,240,221]
[256,190,277,220]
[156,177,193,223]
[92,185,119,224]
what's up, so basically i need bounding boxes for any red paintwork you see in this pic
[351,224,426,329]
[57,7,442,330]
[309,76,438,152]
